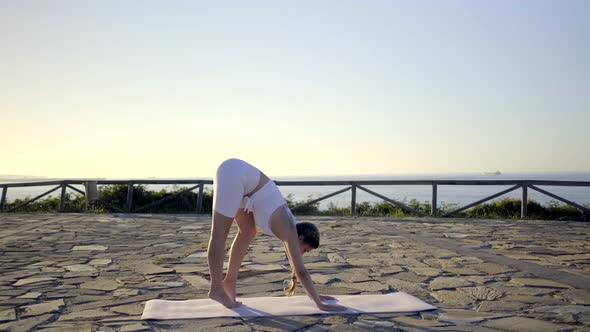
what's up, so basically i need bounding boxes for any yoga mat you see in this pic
[142,292,436,320]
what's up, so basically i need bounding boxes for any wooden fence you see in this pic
[1,179,589,218]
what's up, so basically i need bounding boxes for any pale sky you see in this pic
[1,1,589,178]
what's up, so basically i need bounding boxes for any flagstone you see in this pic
[1,213,589,331]
[0,314,53,332]
[333,269,372,283]
[139,281,185,290]
[72,245,108,251]
[392,272,430,283]
[80,279,120,291]
[472,263,517,275]
[20,299,65,317]
[64,265,97,273]
[430,277,474,290]
[555,289,590,305]
[88,259,112,267]
[35,323,92,332]
[482,316,570,332]
[0,308,16,322]
[510,278,571,289]
[119,323,151,332]
[327,253,346,263]
[311,273,337,284]
[458,287,503,301]
[393,315,448,327]
[529,305,590,315]
[477,301,528,312]
[0,289,28,297]
[431,290,475,307]
[335,281,388,292]
[130,263,175,275]
[110,303,144,316]
[13,277,56,286]
[555,253,590,261]
[346,258,380,266]
[385,279,429,298]
[113,288,140,297]
[502,295,564,304]
[186,251,207,258]
[444,267,485,276]
[170,264,204,273]
[244,264,286,272]
[409,267,442,277]
[437,309,508,325]
[59,309,118,321]
[17,292,43,299]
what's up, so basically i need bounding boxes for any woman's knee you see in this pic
[235,210,257,239]
[240,225,257,240]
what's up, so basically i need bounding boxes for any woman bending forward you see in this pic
[207,158,346,312]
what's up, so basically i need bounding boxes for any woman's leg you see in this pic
[223,208,257,301]
[207,211,239,308]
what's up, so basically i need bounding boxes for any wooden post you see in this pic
[126,182,134,213]
[432,183,438,216]
[0,186,7,211]
[521,182,528,219]
[351,183,357,217]
[59,182,67,212]
[197,183,204,213]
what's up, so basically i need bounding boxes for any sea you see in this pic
[1,172,589,209]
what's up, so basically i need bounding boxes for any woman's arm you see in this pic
[277,225,346,311]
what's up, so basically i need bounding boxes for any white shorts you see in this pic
[213,159,260,218]
[213,158,296,237]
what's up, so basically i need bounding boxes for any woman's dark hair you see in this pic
[286,222,320,295]
[296,222,319,248]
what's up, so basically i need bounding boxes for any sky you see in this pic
[1,0,589,178]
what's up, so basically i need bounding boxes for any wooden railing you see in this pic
[1,179,589,218]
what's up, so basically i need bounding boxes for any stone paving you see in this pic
[0,213,589,332]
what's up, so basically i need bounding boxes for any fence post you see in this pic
[59,182,67,212]
[351,183,357,217]
[432,183,438,216]
[127,182,134,213]
[521,181,528,219]
[197,183,204,213]
[0,186,7,211]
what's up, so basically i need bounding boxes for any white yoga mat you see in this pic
[142,292,436,320]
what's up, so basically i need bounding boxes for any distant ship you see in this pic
[483,171,502,176]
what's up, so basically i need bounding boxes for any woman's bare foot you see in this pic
[208,286,241,308]
[223,278,237,302]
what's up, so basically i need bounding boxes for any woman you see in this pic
[207,158,346,312]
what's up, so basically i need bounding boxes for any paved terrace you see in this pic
[0,214,589,332]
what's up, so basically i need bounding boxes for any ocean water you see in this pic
[1,172,589,209]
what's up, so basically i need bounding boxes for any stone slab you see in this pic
[429,277,474,290]
[72,245,108,251]
[80,279,120,291]
[482,316,570,332]
[510,278,572,289]
[437,309,508,325]
[13,277,56,286]
[0,308,16,322]
[20,299,65,318]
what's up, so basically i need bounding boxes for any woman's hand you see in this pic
[318,302,348,312]
[319,295,336,302]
